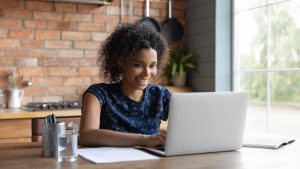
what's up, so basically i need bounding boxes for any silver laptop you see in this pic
[144,92,248,156]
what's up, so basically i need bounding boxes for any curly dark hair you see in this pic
[97,23,169,82]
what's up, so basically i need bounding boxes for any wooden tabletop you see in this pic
[0,141,299,169]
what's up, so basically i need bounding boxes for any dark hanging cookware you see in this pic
[161,0,184,42]
[138,0,160,32]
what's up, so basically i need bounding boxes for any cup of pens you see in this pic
[42,114,65,158]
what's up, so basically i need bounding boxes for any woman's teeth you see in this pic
[137,79,147,84]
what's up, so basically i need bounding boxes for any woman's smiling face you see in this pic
[121,48,158,90]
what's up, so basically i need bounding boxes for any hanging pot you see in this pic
[138,0,160,32]
[161,0,184,42]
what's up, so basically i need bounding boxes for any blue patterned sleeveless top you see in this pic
[84,82,172,135]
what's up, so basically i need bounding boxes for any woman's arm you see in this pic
[79,92,165,147]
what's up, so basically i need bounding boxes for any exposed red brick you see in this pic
[126,16,141,24]
[64,95,82,102]
[31,49,54,58]
[0,39,20,48]
[33,96,63,103]
[35,30,60,40]
[64,13,92,22]
[78,86,89,95]
[25,1,54,11]
[56,50,84,58]
[78,4,105,14]
[63,77,91,86]
[151,1,168,9]
[79,67,98,76]
[69,58,97,66]
[31,77,63,86]
[134,8,144,16]
[45,40,72,49]
[106,6,119,15]
[0,0,22,9]
[0,67,10,76]
[160,9,168,18]
[24,20,46,29]
[21,39,43,48]
[0,19,22,28]
[33,11,63,21]
[48,67,77,76]
[23,86,46,95]
[105,23,118,33]
[74,41,99,50]
[85,50,98,58]
[1,9,32,19]
[78,22,105,32]
[1,49,30,57]
[0,29,8,38]
[91,32,109,41]
[55,3,77,12]
[132,1,143,8]
[91,76,104,83]
[9,29,34,39]
[93,15,119,23]
[0,58,13,66]
[18,67,46,76]
[48,86,77,95]
[47,21,77,31]
[62,31,91,41]
[21,95,33,105]
[38,58,68,66]
[13,58,38,66]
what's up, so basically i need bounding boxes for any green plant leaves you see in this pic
[164,48,198,79]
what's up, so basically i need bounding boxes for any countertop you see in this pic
[0,108,81,120]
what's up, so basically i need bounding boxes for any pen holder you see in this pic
[42,122,65,158]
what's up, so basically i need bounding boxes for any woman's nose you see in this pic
[143,67,150,76]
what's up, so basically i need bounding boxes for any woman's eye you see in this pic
[150,65,157,69]
[133,64,142,67]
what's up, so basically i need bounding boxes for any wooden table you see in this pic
[0,141,299,169]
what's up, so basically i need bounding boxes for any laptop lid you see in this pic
[160,92,248,156]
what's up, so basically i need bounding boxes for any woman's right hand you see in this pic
[143,134,166,147]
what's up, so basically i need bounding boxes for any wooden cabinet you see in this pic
[0,109,81,143]
[0,119,32,143]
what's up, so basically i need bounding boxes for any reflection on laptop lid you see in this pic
[144,92,248,156]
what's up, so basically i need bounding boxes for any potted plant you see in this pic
[164,47,198,86]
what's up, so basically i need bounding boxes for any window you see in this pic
[233,0,300,137]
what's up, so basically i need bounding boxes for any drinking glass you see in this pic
[57,123,78,162]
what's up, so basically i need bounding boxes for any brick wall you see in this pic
[0,0,186,104]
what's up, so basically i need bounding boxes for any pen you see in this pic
[51,114,57,123]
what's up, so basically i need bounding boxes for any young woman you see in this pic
[80,24,171,147]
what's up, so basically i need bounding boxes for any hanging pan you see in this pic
[138,0,160,32]
[161,0,184,42]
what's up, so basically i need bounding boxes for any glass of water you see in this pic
[57,123,78,162]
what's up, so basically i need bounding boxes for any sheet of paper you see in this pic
[78,147,159,163]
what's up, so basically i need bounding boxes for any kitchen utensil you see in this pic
[161,0,184,41]
[7,88,24,108]
[138,0,160,32]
